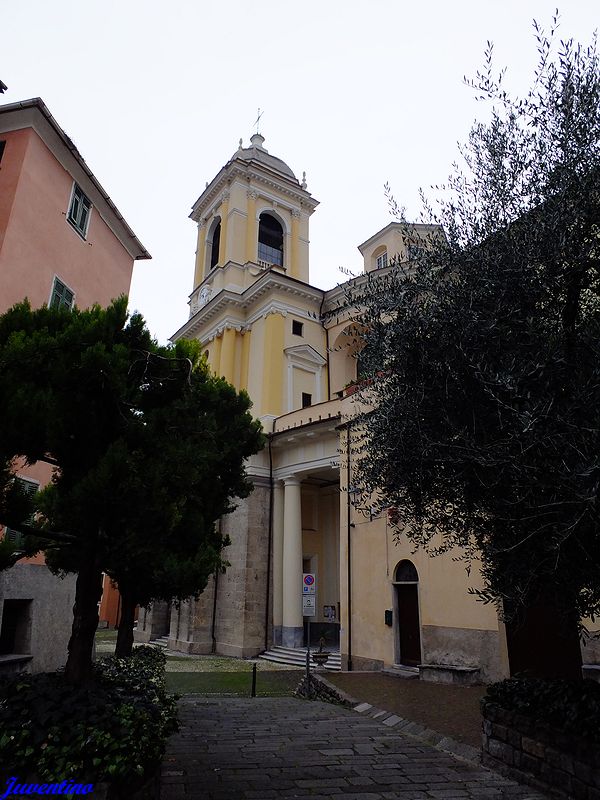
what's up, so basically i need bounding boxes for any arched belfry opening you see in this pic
[392,559,422,667]
[258,212,284,267]
[209,218,221,271]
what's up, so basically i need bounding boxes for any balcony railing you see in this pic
[273,398,341,433]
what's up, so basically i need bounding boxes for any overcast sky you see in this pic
[3,1,597,342]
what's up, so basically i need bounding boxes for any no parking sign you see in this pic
[303,573,316,594]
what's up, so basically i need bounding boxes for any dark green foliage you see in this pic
[0,646,177,786]
[0,297,264,678]
[343,18,600,627]
[483,677,600,743]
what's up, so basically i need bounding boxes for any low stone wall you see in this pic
[482,702,600,799]
[295,673,353,707]
[419,663,481,685]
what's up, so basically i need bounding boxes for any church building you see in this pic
[135,133,575,683]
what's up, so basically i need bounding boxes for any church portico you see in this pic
[270,435,342,651]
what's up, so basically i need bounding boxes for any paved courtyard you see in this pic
[160,697,547,799]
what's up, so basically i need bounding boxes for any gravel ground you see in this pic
[325,672,487,749]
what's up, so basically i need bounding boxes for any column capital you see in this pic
[283,475,301,487]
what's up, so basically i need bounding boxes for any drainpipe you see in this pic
[319,293,331,401]
[346,422,353,671]
[210,567,219,653]
[264,427,274,651]
[211,520,221,653]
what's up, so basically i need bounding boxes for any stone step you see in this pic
[151,636,169,648]
[259,646,341,671]
[382,664,419,679]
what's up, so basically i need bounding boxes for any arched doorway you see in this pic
[392,560,422,667]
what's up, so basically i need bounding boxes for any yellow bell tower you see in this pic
[174,134,323,425]
[190,133,317,294]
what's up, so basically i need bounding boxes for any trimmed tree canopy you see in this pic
[0,297,264,680]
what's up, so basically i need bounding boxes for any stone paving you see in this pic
[160,697,548,799]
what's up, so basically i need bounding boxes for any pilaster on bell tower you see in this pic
[189,133,318,306]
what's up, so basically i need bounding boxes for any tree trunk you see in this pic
[505,588,582,681]
[64,558,104,685]
[115,591,137,657]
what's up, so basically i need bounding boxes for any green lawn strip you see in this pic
[166,670,303,696]
[95,629,118,642]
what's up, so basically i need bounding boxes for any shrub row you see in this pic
[0,646,178,791]
[483,677,600,744]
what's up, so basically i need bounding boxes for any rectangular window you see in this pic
[50,277,75,311]
[67,183,92,238]
[376,252,388,269]
[292,320,304,337]
[0,140,6,165]
[302,392,312,408]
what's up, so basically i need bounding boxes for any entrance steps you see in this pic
[151,636,169,649]
[259,645,341,671]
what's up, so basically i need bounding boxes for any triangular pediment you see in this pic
[284,344,327,367]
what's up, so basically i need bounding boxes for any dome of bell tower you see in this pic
[233,133,297,181]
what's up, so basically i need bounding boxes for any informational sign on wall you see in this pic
[302,595,316,616]
[303,573,316,594]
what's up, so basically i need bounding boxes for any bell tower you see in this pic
[176,135,324,426]
[189,133,318,304]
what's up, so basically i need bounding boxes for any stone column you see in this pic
[272,480,284,645]
[282,476,303,647]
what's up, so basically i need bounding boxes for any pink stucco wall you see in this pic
[0,128,135,313]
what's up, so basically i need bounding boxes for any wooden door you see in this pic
[396,584,422,666]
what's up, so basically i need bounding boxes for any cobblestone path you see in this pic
[160,697,547,799]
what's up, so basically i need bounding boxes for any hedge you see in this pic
[0,646,178,790]
[482,676,600,743]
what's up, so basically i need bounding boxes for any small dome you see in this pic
[235,133,297,181]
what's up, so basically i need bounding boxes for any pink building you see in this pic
[0,97,150,673]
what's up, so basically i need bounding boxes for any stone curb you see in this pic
[310,672,482,766]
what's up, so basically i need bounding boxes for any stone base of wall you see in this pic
[341,653,384,671]
[583,665,600,683]
[582,631,600,664]
[422,625,506,684]
[482,702,600,799]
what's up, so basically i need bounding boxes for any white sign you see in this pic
[303,573,316,594]
[302,595,316,616]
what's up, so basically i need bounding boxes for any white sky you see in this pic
[3,1,597,343]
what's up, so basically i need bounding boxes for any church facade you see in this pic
[135,135,535,682]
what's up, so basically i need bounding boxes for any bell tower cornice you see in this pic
[190,160,318,223]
